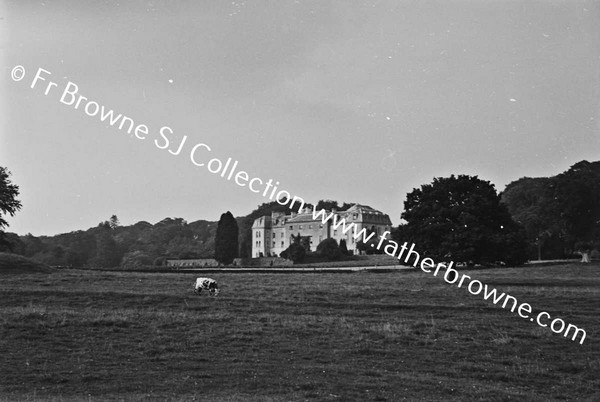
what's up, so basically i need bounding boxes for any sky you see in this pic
[1,0,599,236]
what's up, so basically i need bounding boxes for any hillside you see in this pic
[0,252,55,274]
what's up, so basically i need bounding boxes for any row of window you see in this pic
[257,226,390,242]
[258,237,361,250]
[286,224,324,231]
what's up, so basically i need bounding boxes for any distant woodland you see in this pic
[1,160,599,267]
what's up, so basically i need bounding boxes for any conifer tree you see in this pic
[214,211,239,265]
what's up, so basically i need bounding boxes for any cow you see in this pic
[194,277,219,296]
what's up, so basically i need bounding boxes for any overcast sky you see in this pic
[2,0,599,236]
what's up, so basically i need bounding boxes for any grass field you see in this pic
[1,263,599,401]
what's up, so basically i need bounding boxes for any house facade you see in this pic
[251,204,392,257]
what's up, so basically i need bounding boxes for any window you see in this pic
[334,230,337,235]
[352,238,355,244]
[309,225,312,229]
[289,226,293,230]
[319,224,323,229]
[272,233,275,239]
[272,241,275,248]
[281,233,284,238]
[281,241,284,247]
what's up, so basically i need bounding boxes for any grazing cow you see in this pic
[194,277,219,296]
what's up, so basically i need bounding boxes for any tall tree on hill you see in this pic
[109,215,120,230]
[0,167,22,250]
[399,175,528,266]
[215,211,239,265]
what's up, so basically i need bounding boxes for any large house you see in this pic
[251,204,392,257]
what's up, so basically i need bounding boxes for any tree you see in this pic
[316,238,342,261]
[399,175,528,266]
[340,202,358,211]
[502,161,600,259]
[355,226,383,255]
[109,214,120,230]
[121,251,152,268]
[339,239,349,255]
[214,211,239,265]
[280,233,307,263]
[286,243,306,263]
[315,199,339,211]
[501,177,562,259]
[553,161,600,248]
[0,167,22,249]
[89,226,122,267]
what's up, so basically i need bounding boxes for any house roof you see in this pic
[254,204,392,226]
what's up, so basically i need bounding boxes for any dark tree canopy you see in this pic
[501,177,562,259]
[0,167,22,231]
[283,243,306,263]
[9,216,214,268]
[339,238,349,255]
[502,160,600,258]
[280,233,306,262]
[316,238,342,261]
[315,200,356,211]
[315,200,339,211]
[89,226,122,268]
[214,211,239,265]
[553,161,600,246]
[399,174,528,265]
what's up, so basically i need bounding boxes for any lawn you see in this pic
[1,263,599,401]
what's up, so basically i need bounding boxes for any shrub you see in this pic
[316,238,341,261]
[339,239,349,255]
[281,243,306,263]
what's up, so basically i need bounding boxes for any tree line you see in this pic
[1,160,599,267]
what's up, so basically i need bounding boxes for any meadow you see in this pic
[1,263,599,401]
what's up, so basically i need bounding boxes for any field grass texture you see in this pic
[1,264,599,401]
